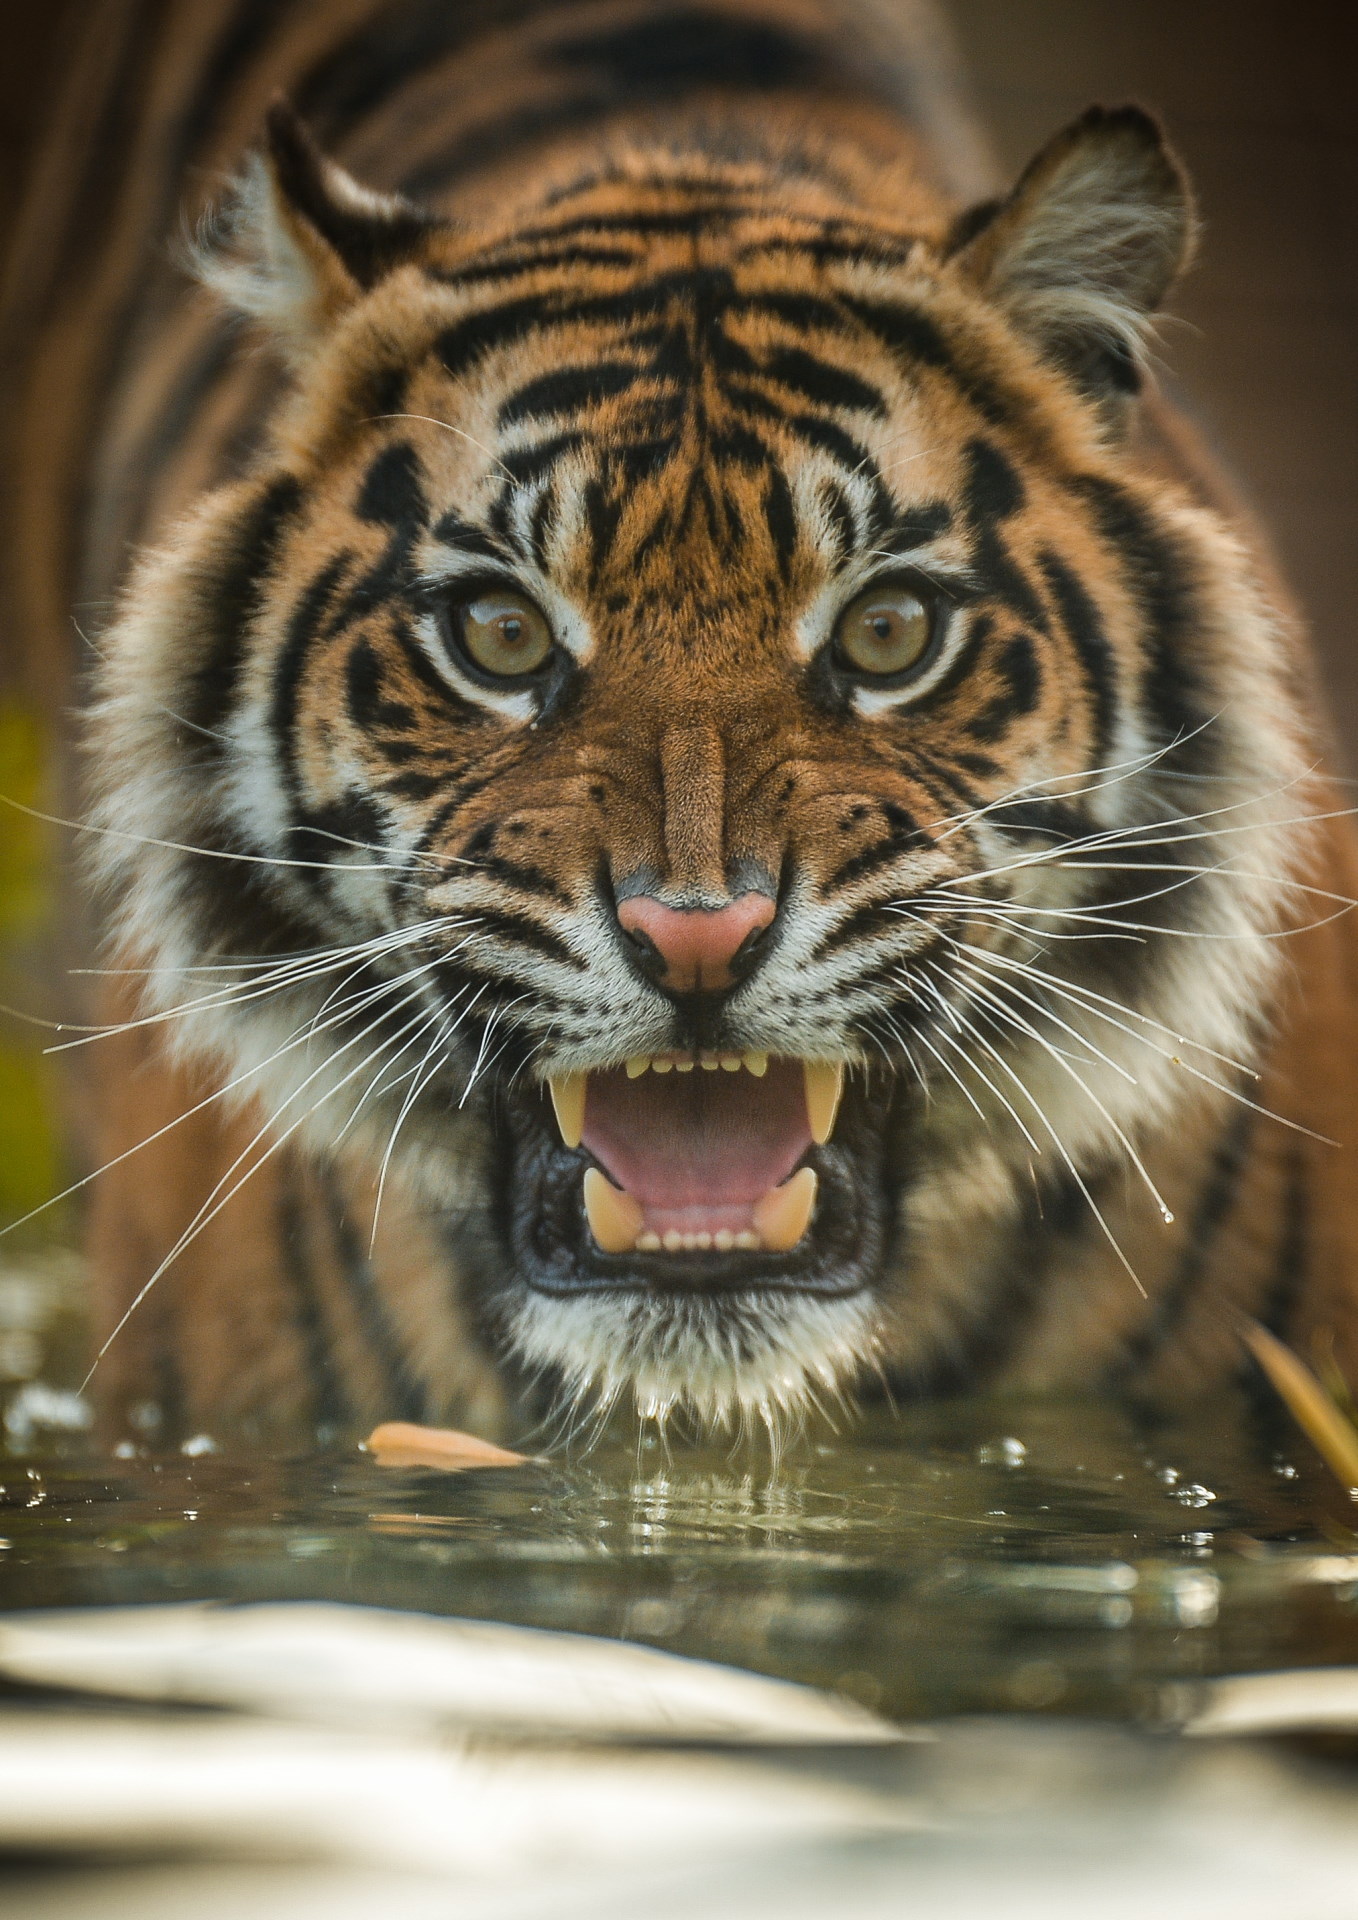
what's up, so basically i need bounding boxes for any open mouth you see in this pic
[486,1050,896,1307]
[547,1055,844,1254]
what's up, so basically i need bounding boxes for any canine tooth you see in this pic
[719,1054,741,1071]
[625,1056,650,1079]
[743,1050,769,1077]
[734,1229,760,1250]
[548,1073,587,1148]
[653,1057,674,1073]
[752,1167,819,1253]
[714,1229,736,1251]
[803,1061,845,1145]
[637,1230,661,1251]
[663,1229,684,1251]
[582,1168,643,1252]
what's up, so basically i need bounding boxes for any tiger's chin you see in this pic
[482,1055,900,1430]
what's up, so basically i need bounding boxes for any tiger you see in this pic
[6,0,1358,1450]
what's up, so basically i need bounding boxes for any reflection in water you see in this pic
[4,1248,1358,1728]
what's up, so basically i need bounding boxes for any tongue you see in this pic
[581,1060,812,1239]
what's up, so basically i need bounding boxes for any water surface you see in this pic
[5,1320,1357,1725]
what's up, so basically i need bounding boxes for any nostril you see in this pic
[616,892,777,993]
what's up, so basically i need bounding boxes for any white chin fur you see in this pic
[505,1285,880,1437]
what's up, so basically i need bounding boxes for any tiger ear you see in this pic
[948,105,1196,407]
[195,98,440,355]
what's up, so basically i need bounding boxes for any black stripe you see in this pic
[758,347,886,417]
[1258,1144,1310,1341]
[1069,473,1213,763]
[1037,549,1116,763]
[498,359,642,427]
[319,1164,428,1425]
[186,472,304,740]
[463,906,583,968]
[960,440,1048,634]
[966,631,1042,744]
[813,898,920,959]
[841,297,1014,428]
[271,551,352,816]
[552,9,825,94]
[826,802,931,892]
[763,466,797,578]
[437,274,853,387]
[1109,1104,1255,1384]
[440,245,644,286]
[331,441,429,629]
[279,1177,350,1438]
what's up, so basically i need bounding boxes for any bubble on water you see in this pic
[1174,1483,1217,1509]
[977,1436,1027,1467]
[1170,1570,1220,1628]
[180,1433,218,1458]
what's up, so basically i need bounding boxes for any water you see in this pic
[5,1329,1358,1725]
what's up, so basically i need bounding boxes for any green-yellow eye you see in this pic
[455,591,554,679]
[834,584,934,679]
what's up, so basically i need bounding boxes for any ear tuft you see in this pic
[950,105,1197,405]
[191,97,442,356]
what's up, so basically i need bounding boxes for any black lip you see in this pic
[490,1069,902,1300]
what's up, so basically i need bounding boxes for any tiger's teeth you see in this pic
[803,1061,845,1145]
[751,1167,819,1252]
[582,1168,644,1252]
[743,1050,769,1077]
[625,1056,650,1079]
[548,1072,587,1148]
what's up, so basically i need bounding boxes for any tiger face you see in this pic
[91,104,1309,1428]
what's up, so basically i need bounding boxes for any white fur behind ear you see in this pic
[956,109,1195,393]
[991,144,1187,367]
[189,153,339,354]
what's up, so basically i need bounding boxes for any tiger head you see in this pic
[92,103,1310,1432]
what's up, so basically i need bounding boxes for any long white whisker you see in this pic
[938,960,1174,1227]
[81,985,451,1386]
[914,984,1043,1152]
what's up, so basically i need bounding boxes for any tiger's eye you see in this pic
[456,591,553,679]
[834,585,933,679]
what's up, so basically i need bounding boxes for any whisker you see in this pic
[81,985,453,1386]
[0,792,455,878]
[933,958,1171,1228]
[363,412,515,481]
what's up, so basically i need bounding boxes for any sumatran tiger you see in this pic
[5,0,1358,1449]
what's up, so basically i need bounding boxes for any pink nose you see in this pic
[616,892,777,993]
